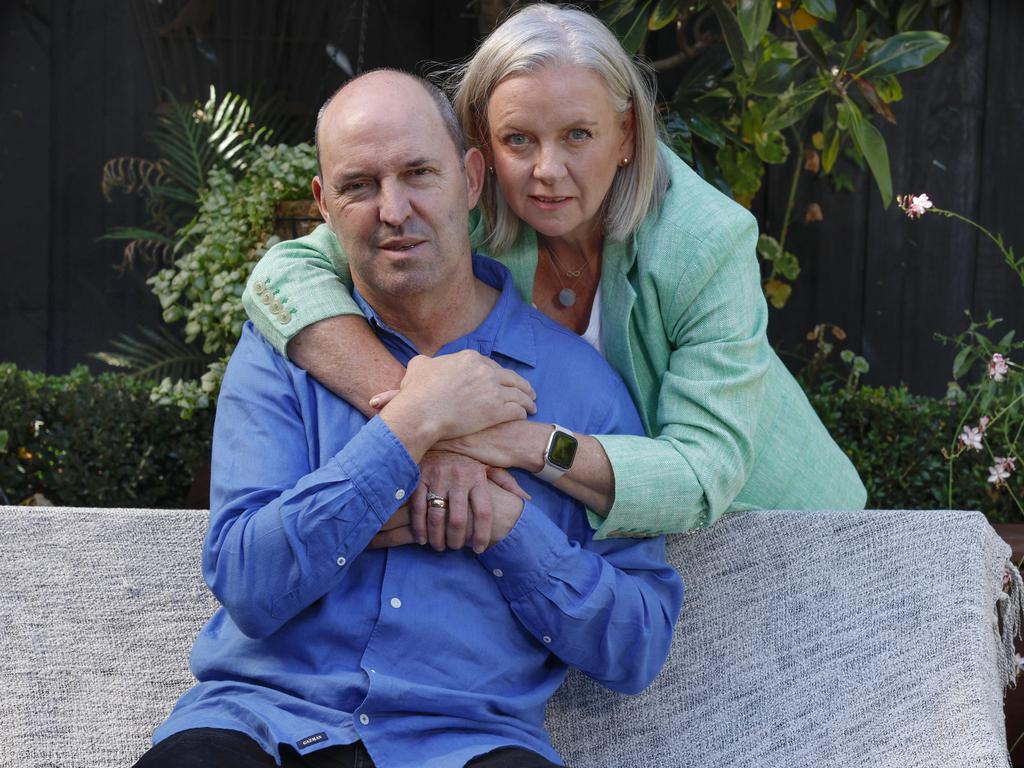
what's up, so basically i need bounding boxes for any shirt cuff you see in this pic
[478,504,568,601]
[333,415,420,524]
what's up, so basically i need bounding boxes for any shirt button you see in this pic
[492,568,503,577]
[542,635,552,644]
[390,597,402,609]
[336,556,347,567]
[359,714,370,725]
[394,488,406,500]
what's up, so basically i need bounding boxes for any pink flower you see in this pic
[980,415,991,432]
[990,353,1010,382]
[959,425,984,451]
[988,457,1017,486]
[898,192,934,219]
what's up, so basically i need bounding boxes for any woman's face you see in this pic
[486,64,634,246]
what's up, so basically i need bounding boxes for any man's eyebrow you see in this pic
[403,156,440,168]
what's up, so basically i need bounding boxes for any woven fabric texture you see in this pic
[0,507,1016,768]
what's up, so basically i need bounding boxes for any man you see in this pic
[135,70,682,768]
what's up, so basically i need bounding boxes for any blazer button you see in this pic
[253,280,266,295]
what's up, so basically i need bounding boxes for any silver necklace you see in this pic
[543,242,589,308]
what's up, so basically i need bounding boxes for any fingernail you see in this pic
[418,537,427,545]
[474,545,485,554]
[369,397,380,408]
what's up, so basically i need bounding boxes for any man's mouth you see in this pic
[378,239,425,252]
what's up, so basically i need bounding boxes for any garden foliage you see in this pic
[0,364,212,508]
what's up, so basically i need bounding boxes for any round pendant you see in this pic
[557,288,576,308]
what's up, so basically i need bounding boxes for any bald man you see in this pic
[133,71,681,768]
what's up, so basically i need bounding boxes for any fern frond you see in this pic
[101,157,167,201]
[93,326,214,381]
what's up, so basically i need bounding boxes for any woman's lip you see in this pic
[529,195,572,210]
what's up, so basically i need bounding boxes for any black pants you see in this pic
[132,728,562,767]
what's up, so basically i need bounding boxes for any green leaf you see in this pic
[952,345,972,379]
[618,3,652,53]
[822,124,840,173]
[897,0,928,31]
[841,99,892,207]
[774,248,801,280]
[761,81,825,132]
[601,0,638,26]
[998,330,1016,348]
[754,129,790,164]
[682,110,735,148]
[856,31,950,78]
[870,74,904,103]
[717,144,765,205]
[757,233,782,261]
[801,0,836,22]
[663,112,694,165]
[710,0,754,76]
[840,10,868,73]
[98,227,176,244]
[750,59,799,97]
[648,0,681,30]
[92,325,215,382]
[0,429,8,453]
[737,0,773,51]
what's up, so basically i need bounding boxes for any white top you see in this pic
[580,283,603,354]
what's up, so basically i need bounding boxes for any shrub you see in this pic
[0,364,212,508]
[810,385,1023,523]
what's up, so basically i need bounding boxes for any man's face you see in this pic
[314,75,482,304]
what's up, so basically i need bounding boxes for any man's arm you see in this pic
[478,489,683,694]
[206,327,537,639]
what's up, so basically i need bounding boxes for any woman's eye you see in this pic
[568,128,592,141]
[505,133,529,147]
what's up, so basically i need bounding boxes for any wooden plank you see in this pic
[973,1,1024,353]
[0,2,52,372]
[859,2,990,395]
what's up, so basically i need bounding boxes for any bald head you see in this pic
[315,70,466,177]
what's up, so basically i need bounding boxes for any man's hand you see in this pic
[376,350,536,461]
[370,475,525,552]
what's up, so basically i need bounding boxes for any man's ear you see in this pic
[464,147,486,210]
[312,176,330,224]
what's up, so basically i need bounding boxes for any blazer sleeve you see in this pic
[242,223,363,357]
[592,205,771,538]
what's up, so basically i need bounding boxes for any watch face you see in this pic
[547,431,579,471]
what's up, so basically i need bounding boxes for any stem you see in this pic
[948,389,982,508]
[932,207,1023,288]
[778,128,805,257]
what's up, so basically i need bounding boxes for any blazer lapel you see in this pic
[599,238,641,411]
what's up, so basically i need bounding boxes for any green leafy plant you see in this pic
[147,142,318,414]
[599,0,954,307]
[0,364,212,507]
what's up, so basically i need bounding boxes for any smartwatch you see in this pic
[534,424,579,483]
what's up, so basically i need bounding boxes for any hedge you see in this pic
[1,364,1019,521]
[0,364,212,508]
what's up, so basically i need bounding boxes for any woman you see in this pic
[243,4,865,547]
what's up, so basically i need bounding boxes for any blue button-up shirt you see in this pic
[155,256,683,767]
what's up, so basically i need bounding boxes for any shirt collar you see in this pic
[352,254,537,368]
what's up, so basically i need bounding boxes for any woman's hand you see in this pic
[377,351,537,446]
[434,420,546,472]
[369,451,529,552]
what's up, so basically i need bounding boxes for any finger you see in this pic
[487,467,531,501]
[469,482,493,554]
[370,525,419,549]
[368,389,400,410]
[502,385,538,416]
[410,482,428,546]
[446,489,469,550]
[427,501,448,552]
[496,368,537,401]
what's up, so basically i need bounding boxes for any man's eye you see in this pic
[342,181,369,194]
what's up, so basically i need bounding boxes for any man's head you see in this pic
[312,70,485,309]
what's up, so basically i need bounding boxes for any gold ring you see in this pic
[426,491,448,510]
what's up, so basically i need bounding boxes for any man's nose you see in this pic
[532,144,567,184]
[378,180,412,227]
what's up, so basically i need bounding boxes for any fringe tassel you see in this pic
[998,558,1024,689]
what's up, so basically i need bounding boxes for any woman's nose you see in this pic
[532,145,567,184]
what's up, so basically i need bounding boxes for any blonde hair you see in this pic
[449,3,668,253]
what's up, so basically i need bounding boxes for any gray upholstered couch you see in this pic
[2,506,1021,768]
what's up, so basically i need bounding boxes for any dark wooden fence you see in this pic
[1,0,1021,396]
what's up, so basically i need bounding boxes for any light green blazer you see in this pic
[243,147,866,539]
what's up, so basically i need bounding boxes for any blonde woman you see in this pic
[243,4,865,550]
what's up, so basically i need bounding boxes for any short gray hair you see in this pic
[315,68,467,178]
[449,4,668,253]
